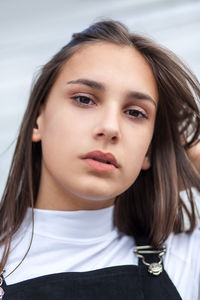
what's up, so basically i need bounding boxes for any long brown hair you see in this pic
[1,20,200,273]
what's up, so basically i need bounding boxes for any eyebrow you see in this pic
[67,78,105,91]
[127,91,157,108]
[67,78,157,107]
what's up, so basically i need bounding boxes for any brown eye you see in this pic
[125,109,148,119]
[72,95,95,106]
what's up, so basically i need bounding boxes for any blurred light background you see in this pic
[0,0,200,199]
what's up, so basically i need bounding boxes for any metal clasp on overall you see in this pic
[0,271,5,300]
[134,245,166,276]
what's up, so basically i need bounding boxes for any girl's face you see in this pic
[32,42,158,210]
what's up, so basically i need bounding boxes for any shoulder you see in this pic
[164,228,200,299]
[165,228,200,264]
[0,210,32,259]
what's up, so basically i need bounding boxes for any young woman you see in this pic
[0,20,200,300]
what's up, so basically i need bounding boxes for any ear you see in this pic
[141,147,151,170]
[32,112,43,142]
[141,156,151,170]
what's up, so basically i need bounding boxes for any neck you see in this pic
[28,205,115,239]
[35,179,114,211]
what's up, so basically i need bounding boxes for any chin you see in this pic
[80,198,115,210]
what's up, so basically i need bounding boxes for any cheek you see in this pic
[40,108,92,171]
[122,130,152,181]
[42,109,83,144]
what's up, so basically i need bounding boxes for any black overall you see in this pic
[1,236,182,300]
[2,258,182,299]
[2,264,182,300]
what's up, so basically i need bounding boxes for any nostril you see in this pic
[111,136,117,140]
[95,131,119,141]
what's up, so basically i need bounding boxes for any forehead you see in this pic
[57,42,158,102]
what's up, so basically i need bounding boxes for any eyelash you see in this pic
[71,95,95,106]
[71,95,148,119]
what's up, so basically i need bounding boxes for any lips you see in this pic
[81,150,119,168]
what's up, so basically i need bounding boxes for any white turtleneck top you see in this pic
[1,206,200,300]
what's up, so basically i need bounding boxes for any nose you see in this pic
[93,110,121,143]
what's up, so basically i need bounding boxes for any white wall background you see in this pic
[1,0,200,198]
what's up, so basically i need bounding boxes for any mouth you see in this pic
[92,158,113,164]
[81,150,120,171]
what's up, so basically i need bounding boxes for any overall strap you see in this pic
[0,272,6,300]
[134,236,183,300]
